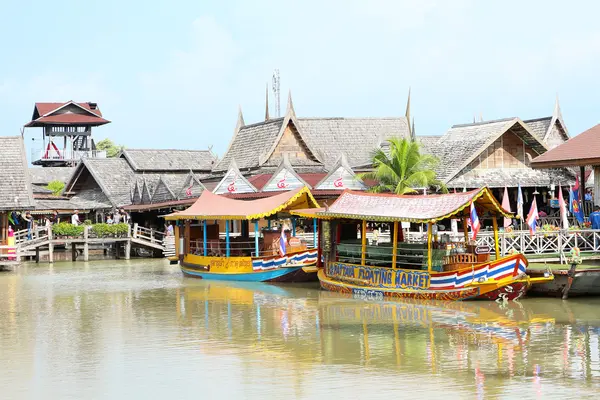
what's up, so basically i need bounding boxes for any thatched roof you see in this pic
[0,136,35,211]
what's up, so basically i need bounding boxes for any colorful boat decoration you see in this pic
[293,187,553,301]
[165,187,321,282]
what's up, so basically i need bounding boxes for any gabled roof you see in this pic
[25,101,110,127]
[165,187,319,221]
[213,159,257,194]
[531,123,600,168]
[131,180,142,204]
[314,154,366,191]
[29,167,75,185]
[65,158,136,207]
[120,149,215,172]
[141,179,153,204]
[262,156,311,192]
[312,187,511,223]
[433,118,547,183]
[177,172,206,199]
[0,136,35,210]
[151,176,177,203]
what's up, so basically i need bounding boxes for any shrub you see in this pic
[52,222,84,237]
[45,180,65,196]
[91,223,129,237]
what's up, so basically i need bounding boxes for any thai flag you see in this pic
[470,202,480,240]
[279,229,287,256]
[527,197,539,235]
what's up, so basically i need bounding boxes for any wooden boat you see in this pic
[165,187,320,282]
[527,267,600,298]
[292,187,553,301]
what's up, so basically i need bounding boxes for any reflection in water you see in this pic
[0,260,599,399]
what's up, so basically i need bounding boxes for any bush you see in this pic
[46,180,65,196]
[52,222,84,237]
[91,223,129,237]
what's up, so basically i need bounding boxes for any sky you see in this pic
[1,0,600,161]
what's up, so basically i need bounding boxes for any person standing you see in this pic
[71,210,80,226]
[23,211,33,240]
[113,209,121,224]
[106,214,114,224]
[590,206,600,230]
[51,210,59,225]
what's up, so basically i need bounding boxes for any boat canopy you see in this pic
[164,186,319,221]
[291,187,512,223]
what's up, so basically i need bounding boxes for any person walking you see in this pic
[590,206,600,230]
[71,210,80,226]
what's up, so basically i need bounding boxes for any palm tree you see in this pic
[360,137,447,194]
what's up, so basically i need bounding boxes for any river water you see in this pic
[0,260,599,399]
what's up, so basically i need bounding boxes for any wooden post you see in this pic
[125,239,131,260]
[492,215,500,260]
[48,226,54,264]
[184,221,191,255]
[83,226,89,262]
[580,166,586,205]
[174,224,180,259]
[462,216,469,244]
[225,220,230,257]
[254,220,259,256]
[361,220,367,266]
[150,228,155,244]
[203,220,207,256]
[292,217,296,237]
[35,247,40,263]
[427,222,433,273]
[71,243,77,261]
[392,221,399,269]
[133,223,138,238]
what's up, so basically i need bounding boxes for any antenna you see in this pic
[272,69,281,117]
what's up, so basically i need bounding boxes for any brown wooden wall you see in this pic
[468,130,537,170]
[268,123,312,164]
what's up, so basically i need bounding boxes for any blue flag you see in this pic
[568,187,574,214]
[572,177,584,224]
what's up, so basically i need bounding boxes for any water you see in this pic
[0,260,599,399]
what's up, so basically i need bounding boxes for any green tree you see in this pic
[360,138,447,194]
[46,180,65,196]
[96,138,124,158]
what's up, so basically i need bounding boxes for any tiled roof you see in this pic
[33,102,104,117]
[417,135,441,155]
[78,158,136,207]
[121,149,216,172]
[447,167,575,189]
[32,184,53,195]
[531,123,600,168]
[25,101,109,127]
[0,136,35,210]
[214,118,285,171]
[29,167,75,185]
[433,118,547,183]
[523,117,552,140]
[297,117,411,168]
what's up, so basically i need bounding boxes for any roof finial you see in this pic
[235,105,245,133]
[286,90,295,115]
[265,83,270,121]
[479,112,483,122]
[553,93,561,118]
[405,87,412,139]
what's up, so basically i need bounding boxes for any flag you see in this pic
[568,186,574,214]
[558,185,569,230]
[527,197,539,235]
[572,176,584,223]
[470,202,480,240]
[516,184,523,221]
[279,229,287,256]
[502,186,512,228]
[185,184,193,197]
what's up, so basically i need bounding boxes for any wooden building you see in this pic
[25,101,110,167]
[0,136,35,245]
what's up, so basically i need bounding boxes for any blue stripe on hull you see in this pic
[181,266,303,282]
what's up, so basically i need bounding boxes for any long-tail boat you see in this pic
[165,187,320,282]
[292,187,553,301]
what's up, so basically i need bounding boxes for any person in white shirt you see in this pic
[71,210,80,226]
[113,210,121,224]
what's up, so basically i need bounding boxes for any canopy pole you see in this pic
[203,220,207,256]
[492,214,500,260]
[462,215,469,244]
[267,219,271,229]
[313,218,317,249]
[392,221,398,269]
[292,217,296,237]
[361,220,367,266]
[254,220,259,257]
[427,222,433,273]
[225,220,230,257]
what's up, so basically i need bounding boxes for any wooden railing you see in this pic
[132,224,165,245]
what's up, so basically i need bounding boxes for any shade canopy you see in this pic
[164,186,319,220]
[304,187,511,223]
[531,123,600,168]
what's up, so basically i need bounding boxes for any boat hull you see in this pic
[318,254,538,302]
[527,269,600,297]
[179,249,319,283]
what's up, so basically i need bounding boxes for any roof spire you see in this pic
[286,90,295,116]
[235,105,245,133]
[265,83,270,121]
[412,117,415,138]
[405,87,412,139]
[553,93,562,119]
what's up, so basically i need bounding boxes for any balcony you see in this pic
[31,148,107,165]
